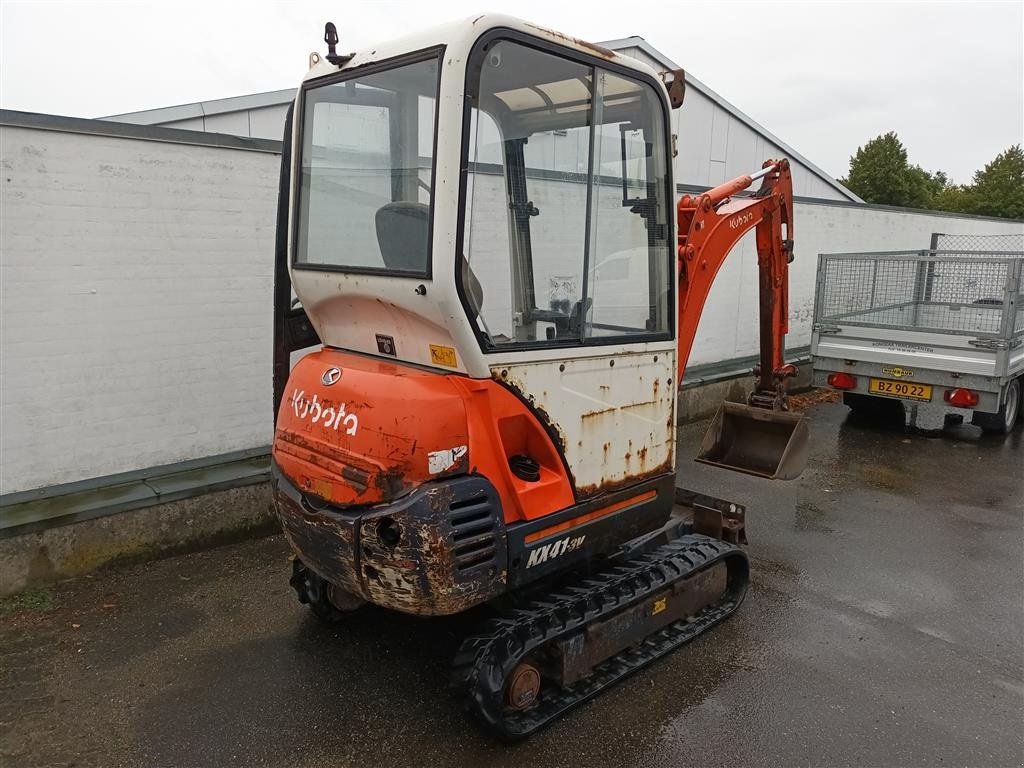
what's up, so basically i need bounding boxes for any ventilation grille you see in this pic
[448,494,498,572]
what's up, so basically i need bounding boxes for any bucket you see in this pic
[695,402,809,480]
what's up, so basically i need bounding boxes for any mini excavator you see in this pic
[271,15,809,739]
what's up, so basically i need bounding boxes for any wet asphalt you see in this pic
[2,401,1022,768]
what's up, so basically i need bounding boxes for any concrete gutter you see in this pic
[680,349,812,422]
[0,448,276,596]
[1,447,272,538]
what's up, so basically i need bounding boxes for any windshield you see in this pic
[295,53,441,275]
[459,40,672,349]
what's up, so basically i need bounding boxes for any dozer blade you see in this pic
[695,401,809,480]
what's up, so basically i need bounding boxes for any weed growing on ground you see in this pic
[0,585,54,615]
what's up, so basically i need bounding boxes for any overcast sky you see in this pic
[2,0,1021,183]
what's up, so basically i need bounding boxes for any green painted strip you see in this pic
[0,449,270,538]
[683,347,810,386]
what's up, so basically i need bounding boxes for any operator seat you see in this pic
[375,201,483,315]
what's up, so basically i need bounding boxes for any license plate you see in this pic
[869,378,933,402]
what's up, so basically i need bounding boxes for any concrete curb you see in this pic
[0,484,276,597]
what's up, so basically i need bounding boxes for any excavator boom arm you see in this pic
[676,159,796,406]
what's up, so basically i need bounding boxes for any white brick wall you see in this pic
[1,122,1020,495]
[1,126,279,494]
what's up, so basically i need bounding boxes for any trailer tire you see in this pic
[972,377,1021,435]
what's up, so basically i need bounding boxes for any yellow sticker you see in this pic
[652,597,667,616]
[429,344,458,368]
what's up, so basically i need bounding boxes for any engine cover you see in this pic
[273,349,471,507]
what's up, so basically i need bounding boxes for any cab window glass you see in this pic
[461,40,671,348]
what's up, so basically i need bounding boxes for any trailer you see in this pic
[812,241,1024,434]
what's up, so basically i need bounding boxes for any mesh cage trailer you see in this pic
[812,247,1024,433]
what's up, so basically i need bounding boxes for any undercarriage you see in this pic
[282,480,750,739]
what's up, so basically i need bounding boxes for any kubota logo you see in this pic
[321,367,341,386]
[882,366,914,378]
[526,535,586,568]
[728,212,754,230]
[290,389,358,435]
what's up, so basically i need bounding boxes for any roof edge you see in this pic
[0,109,281,154]
[101,88,297,125]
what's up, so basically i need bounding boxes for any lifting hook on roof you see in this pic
[661,68,686,109]
[323,22,353,67]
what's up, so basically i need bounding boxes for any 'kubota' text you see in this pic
[290,389,359,435]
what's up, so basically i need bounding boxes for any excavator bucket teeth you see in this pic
[695,401,809,480]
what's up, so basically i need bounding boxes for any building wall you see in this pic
[1,118,1020,495]
[0,123,279,495]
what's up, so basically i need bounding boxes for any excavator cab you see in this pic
[271,14,806,739]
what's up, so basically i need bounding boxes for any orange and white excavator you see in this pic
[271,15,808,739]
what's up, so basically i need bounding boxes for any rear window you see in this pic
[295,54,441,275]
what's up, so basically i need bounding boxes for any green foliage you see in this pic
[0,585,54,614]
[840,132,923,207]
[962,145,1024,219]
[840,135,1023,219]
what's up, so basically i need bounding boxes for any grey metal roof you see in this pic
[0,109,281,154]
[602,36,863,203]
[101,88,296,125]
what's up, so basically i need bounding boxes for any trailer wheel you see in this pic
[972,377,1021,435]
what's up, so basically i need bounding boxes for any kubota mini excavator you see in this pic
[271,15,809,739]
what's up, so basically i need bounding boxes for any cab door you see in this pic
[457,37,677,499]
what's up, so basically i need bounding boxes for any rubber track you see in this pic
[451,534,749,740]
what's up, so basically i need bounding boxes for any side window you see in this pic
[460,40,671,349]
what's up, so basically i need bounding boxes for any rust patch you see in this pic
[575,454,674,498]
[374,466,408,499]
[274,489,363,596]
[494,371,569,456]
[619,399,660,412]
[524,23,617,59]
[582,406,617,420]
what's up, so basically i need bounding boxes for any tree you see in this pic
[962,145,1024,219]
[840,132,929,207]
[840,135,1023,219]
[931,183,970,214]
